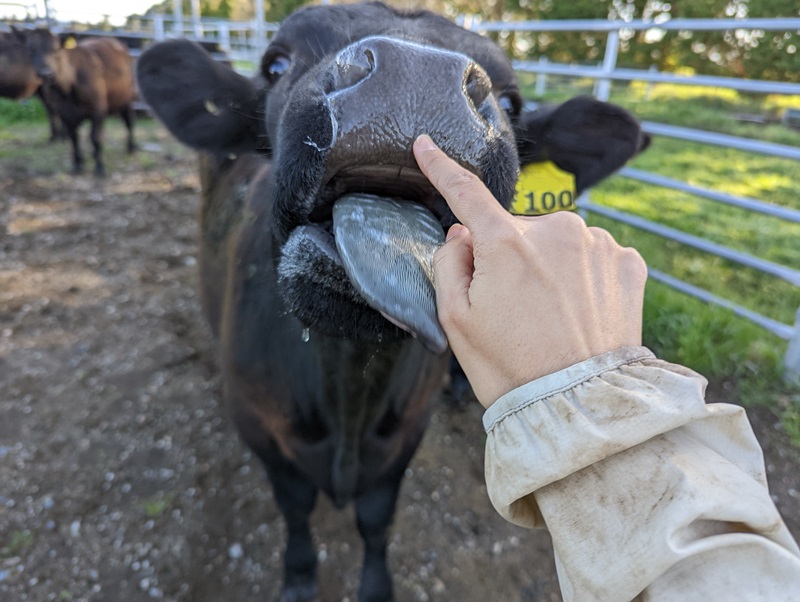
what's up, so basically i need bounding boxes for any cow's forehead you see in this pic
[271,2,515,87]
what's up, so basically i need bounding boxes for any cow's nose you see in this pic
[323,36,502,177]
[328,36,491,120]
[331,44,375,92]
[464,64,491,112]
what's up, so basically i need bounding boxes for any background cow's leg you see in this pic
[36,88,62,143]
[120,105,136,153]
[47,113,63,143]
[255,442,320,602]
[89,115,105,177]
[66,122,83,174]
[354,467,407,602]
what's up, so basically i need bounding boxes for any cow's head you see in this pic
[137,2,648,353]
[13,28,60,79]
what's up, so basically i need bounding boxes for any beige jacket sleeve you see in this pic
[483,346,800,602]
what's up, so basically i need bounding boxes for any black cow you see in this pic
[137,3,649,600]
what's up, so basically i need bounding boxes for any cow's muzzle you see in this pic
[321,35,500,179]
[275,36,518,351]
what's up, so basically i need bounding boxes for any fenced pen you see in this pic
[4,7,799,380]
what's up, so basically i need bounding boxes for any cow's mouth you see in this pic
[298,165,450,353]
[311,165,448,223]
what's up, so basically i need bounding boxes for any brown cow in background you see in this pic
[16,28,137,176]
[0,30,62,141]
[0,30,40,98]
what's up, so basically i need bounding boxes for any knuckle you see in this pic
[442,169,481,199]
[436,292,465,329]
[587,225,615,244]
[432,244,451,270]
[550,210,586,229]
[620,246,648,280]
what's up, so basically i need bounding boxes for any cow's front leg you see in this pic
[355,475,405,602]
[89,115,105,177]
[66,123,83,173]
[120,105,137,153]
[257,445,319,602]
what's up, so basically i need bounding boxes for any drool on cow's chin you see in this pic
[276,224,407,344]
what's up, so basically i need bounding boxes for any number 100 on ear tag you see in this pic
[511,161,577,216]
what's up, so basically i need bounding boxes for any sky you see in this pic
[2,0,161,25]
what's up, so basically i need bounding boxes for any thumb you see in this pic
[433,224,474,323]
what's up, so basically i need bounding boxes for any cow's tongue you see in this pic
[332,193,447,354]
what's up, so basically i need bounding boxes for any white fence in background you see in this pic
[462,17,800,381]
[6,12,799,379]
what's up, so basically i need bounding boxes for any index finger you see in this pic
[413,135,512,233]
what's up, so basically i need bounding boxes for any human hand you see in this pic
[413,135,648,408]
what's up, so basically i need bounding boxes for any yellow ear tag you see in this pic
[511,161,577,216]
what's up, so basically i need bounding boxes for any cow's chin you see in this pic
[276,218,409,345]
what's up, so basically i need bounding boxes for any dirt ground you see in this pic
[1,120,798,602]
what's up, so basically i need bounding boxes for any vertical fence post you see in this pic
[595,29,619,101]
[253,0,266,68]
[535,56,548,96]
[153,14,165,41]
[191,0,202,38]
[219,22,230,52]
[172,0,183,36]
[644,65,658,99]
[785,308,800,385]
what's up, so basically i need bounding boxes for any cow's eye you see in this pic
[264,53,291,82]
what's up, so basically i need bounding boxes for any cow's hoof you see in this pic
[358,565,393,602]
[281,582,319,602]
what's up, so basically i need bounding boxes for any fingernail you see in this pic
[414,134,437,152]
[446,223,465,242]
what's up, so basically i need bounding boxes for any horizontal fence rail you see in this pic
[641,122,800,160]
[512,61,800,96]
[466,17,800,33]
[581,201,800,288]
[619,168,800,223]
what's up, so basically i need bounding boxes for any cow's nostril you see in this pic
[464,65,491,112]
[333,47,376,93]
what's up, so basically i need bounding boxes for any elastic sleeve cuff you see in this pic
[483,346,710,527]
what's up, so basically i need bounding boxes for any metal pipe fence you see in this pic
[8,10,798,380]
[465,17,800,381]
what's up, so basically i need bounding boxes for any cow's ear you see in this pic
[516,96,650,194]
[137,39,268,156]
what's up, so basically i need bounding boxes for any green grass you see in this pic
[522,79,800,437]
[1,529,34,557]
[0,97,47,126]
[142,497,169,518]
[0,111,189,176]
